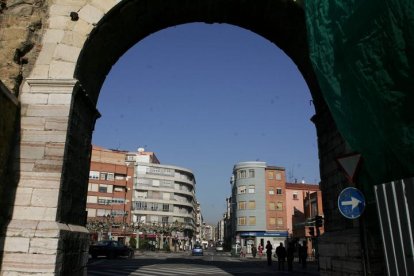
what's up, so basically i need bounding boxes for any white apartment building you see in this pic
[125,148,198,248]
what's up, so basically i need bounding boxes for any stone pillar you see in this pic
[0,78,98,275]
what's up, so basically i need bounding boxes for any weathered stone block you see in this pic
[73,19,94,36]
[26,105,70,117]
[1,253,57,273]
[20,144,45,159]
[35,222,68,238]
[54,43,81,63]
[5,220,38,238]
[21,130,67,143]
[62,30,87,48]
[31,188,59,208]
[14,187,33,206]
[48,15,70,30]
[49,4,83,17]
[78,4,104,24]
[332,258,363,274]
[42,29,65,43]
[90,0,118,13]
[48,93,72,105]
[44,118,68,131]
[28,64,50,78]
[12,206,57,221]
[30,237,59,254]
[19,176,59,189]
[21,117,46,130]
[49,60,76,78]
[4,237,30,253]
[34,43,57,65]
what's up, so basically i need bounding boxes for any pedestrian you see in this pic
[276,242,287,271]
[287,242,295,271]
[265,241,273,266]
[251,245,257,258]
[258,244,263,258]
[300,240,308,268]
[240,246,246,258]
[297,243,303,265]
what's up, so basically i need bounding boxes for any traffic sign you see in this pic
[338,187,365,219]
[336,153,362,183]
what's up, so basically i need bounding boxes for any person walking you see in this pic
[300,240,308,268]
[251,245,257,258]
[258,244,263,258]
[276,242,287,271]
[287,242,295,271]
[265,241,273,266]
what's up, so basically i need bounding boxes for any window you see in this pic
[134,202,147,210]
[107,173,114,181]
[293,192,298,200]
[248,200,256,209]
[277,217,283,226]
[89,171,99,179]
[98,185,108,193]
[238,217,246,225]
[276,173,282,180]
[268,171,274,179]
[100,172,107,180]
[276,188,283,195]
[269,189,274,195]
[162,204,170,212]
[240,170,246,178]
[114,186,124,192]
[249,169,255,178]
[249,216,256,225]
[112,198,125,204]
[269,202,275,210]
[136,191,147,198]
[238,201,246,210]
[162,216,169,223]
[269,217,276,225]
[238,185,246,194]
[248,185,255,194]
[277,202,283,210]
[97,197,111,205]
[150,203,159,211]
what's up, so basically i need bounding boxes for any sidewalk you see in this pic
[238,255,319,275]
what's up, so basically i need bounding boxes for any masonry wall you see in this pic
[0,0,48,95]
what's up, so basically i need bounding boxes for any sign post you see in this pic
[338,187,366,219]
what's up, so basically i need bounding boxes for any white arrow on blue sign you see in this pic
[338,187,366,219]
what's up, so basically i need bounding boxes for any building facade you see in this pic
[86,146,134,243]
[126,148,198,250]
[230,162,289,253]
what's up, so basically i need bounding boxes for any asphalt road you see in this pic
[87,248,320,275]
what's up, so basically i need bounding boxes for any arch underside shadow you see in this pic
[75,0,324,110]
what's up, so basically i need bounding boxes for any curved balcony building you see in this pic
[126,149,197,247]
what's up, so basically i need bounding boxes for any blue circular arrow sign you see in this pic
[338,187,366,219]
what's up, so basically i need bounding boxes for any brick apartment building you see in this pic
[86,146,134,243]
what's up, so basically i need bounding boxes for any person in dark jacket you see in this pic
[287,242,295,271]
[276,242,287,271]
[265,241,273,266]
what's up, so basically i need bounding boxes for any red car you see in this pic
[89,240,134,259]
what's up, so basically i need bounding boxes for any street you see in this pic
[87,248,320,275]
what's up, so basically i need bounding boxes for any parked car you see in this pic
[215,241,224,252]
[89,240,134,259]
[192,244,203,256]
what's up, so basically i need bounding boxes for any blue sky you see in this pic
[92,23,320,225]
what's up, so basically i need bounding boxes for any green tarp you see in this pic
[305,0,414,189]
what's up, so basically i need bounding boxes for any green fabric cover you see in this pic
[305,0,414,188]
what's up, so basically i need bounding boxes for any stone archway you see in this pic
[0,0,380,275]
